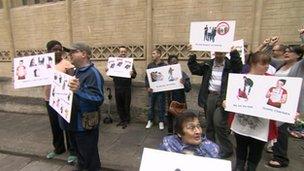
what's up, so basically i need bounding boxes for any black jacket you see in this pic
[187,50,242,108]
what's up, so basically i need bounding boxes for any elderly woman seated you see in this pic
[159,111,219,158]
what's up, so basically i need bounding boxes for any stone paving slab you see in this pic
[0,111,303,171]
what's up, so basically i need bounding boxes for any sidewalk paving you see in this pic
[0,111,303,171]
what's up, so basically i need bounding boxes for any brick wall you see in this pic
[260,0,304,44]
[71,0,147,45]
[0,0,304,80]
[10,2,69,50]
[0,11,10,49]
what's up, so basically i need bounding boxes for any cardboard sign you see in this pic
[225,73,302,123]
[49,70,73,123]
[106,57,134,78]
[13,53,55,89]
[140,148,231,171]
[189,21,236,52]
[146,64,184,92]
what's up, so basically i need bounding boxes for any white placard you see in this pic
[146,64,184,93]
[13,53,55,89]
[225,74,302,123]
[189,21,236,52]
[49,70,73,123]
[139,148,231,171]
[106,57,134,78]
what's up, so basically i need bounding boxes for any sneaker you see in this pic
[159,122,164,130]
[145,120,153,129]
[46,151,58,159]
[67,155,77,164]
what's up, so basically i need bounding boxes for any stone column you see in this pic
[2,0,15,60]
[146,0,153,65]
[250,0,264,50]
[66,0,73,44]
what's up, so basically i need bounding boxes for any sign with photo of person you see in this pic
[225,73,302,123]
[106,57,134,78]
[146,64,184,93]
[140,148,231,171]
[49,70,73,123]
[13,53,55,89]
[189,20,236,52]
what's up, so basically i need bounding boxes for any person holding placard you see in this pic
[166,55,191,135]
[44,40,76,164]
[145,48,167,130]
[111,46,137,129]
[225,52,278,171]
[267,44,303,168]
[187,48,242,159]
[160,111,219,158]
[67,42,104,171]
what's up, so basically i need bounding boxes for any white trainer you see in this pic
[145,120,153,129]
[159,122,164,130]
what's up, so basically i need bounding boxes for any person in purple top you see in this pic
[159,111,219,158]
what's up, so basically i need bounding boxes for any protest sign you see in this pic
[225,73,302,123]
[106,57,134,78]
[49,70,73,123]
[140,148,231,171]
[146,64,184,92]
[13,53,55,89]
[189,21,236,52]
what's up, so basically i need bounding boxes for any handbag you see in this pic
[82,110,100,130]
[168,101,187,116]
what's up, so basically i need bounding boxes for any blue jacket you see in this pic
[159,135,220,158]
[60,63,104,132]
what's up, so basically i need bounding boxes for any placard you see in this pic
[13,53,55,89]
[49,70,73,123]
[225,74,302,123]
[189,21,236,52]
[139,148,231,171]
[146,64,184,92]
[106,57,134,78]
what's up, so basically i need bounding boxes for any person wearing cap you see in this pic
[44,40,77,164]
[187,48,242,159]
[67,42,104,171]
[111,46,137,129]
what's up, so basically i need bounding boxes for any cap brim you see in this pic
[63,46,71,52]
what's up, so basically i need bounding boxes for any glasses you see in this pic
[185,124,202,131]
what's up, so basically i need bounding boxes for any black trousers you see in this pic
[115,87,131,123]
[46,101,75,154]
[272,123,289,166]
[234,133,266,171]
[205,93,233,156]
[167,112,175,134]
[72,129,101,171]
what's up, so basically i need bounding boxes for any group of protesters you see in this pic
[42,25,304,171]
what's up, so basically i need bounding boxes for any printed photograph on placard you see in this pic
[13,53,55,89]
[106,57,134,78]
[189,21,236,52]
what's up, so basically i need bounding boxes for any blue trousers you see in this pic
[147,92,166,122]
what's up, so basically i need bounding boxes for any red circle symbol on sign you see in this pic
[216,22,230,35]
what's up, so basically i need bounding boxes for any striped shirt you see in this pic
[208,60,225,92]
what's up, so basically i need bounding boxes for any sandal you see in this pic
[267,160,287,168]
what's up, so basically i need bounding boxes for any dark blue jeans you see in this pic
[72,129,101,171]
[147,92,166,122]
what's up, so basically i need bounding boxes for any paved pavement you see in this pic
[0,111,303,171]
